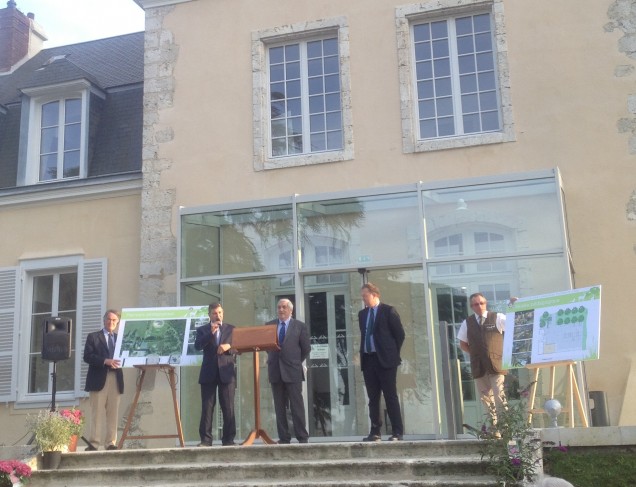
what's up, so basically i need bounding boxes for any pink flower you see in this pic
[511,457,522,466]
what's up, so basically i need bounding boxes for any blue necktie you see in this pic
[278,321,286,344]
[108,333,115,359]
[365,309,375,353]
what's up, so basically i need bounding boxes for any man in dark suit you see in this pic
[267,298,311,444]
[359,283,405,441]
[83,309,125,451]
[194,302,236,446]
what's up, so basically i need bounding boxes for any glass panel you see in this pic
[58,273,78,311]
[65,99,81,124]
[39,154,57,181]
[64,123,81,151]
[423,179,564,257]
[181,205,293,278]
[429,255,570,427]
[33,275,53,314]
[63,151,80,178]
[40,127,58,154]
[41,101,59,127]
[180,275,294,443]
[298,192,420,268]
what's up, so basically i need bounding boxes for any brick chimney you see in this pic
[0,1,47,73]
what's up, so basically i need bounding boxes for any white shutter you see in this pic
[0,267,19,402]
[75,258,107,396]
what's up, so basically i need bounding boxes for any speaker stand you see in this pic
[50,360,58,412]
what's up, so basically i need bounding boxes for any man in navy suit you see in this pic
[83,309,124,450]
[267,299,311,444]
[194,302,236,446]
[359,283,405,441]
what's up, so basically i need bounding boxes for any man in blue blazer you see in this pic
[83,309,124,450]
[194,302,236,446]
[267,298,311,444]
[359,283,405,441]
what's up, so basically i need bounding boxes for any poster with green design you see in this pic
[502,285,601,369]
[113,306,209,367]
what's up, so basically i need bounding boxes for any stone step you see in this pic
[31,457,492,487]
[57,440,486,469]
[28,440,498,487]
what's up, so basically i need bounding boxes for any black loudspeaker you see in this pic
[41,317,72,361]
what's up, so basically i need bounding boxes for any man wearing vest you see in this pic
[457,293,516,425]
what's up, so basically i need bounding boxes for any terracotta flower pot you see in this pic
[68,434,79,452]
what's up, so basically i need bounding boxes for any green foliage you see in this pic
[544,450,636,487]
[27,410,73,452]
[472,384,542,486]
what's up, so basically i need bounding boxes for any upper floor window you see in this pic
[252,17,354,171]
[39,98,82,181]
[413,13,499,139]
[269,38,343,157]
[396,0,514,153]
[21,80,93,186]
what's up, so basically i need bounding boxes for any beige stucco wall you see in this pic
[0,191,141,448]
[143,0,636,425]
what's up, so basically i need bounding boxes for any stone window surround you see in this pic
[19,80,102,186]
[396,0,515,153]
[252,16,354,171]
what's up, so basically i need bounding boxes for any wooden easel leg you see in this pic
[567,364,575,427]
[570,365,589,427]
[527,368,540,424]
[258,429,275,444]
[168,368,185,447]
[118,369,146,449]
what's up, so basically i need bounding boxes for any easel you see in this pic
[118,364,185,449]
[232,325,279,446]
[526,360,589,427]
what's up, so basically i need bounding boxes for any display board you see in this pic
[502,285,601,369]
[114,306,209,367]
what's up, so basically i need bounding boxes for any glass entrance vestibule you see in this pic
[177,169,572,442]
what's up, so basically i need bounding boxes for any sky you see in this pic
[13,0,145,48]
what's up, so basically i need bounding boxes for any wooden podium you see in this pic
[232,325,279,446]
[526,360,589,427]
[118,364,185,449]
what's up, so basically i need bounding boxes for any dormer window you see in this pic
[39,98,81,181]
[21,80,94,185]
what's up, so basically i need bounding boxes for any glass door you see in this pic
[305,290,356,437]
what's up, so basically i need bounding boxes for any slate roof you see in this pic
[0,31,144,105]
[0,32,144,190]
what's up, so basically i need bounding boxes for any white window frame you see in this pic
[21,80,96,186]
[15,256,106,406]
[396,0,515,153]
[252,16,354,171]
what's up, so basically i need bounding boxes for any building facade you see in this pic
[134,0,635,441]
[0,3,143,444]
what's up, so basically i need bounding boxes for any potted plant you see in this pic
[27,410,73,470]
[59,408,85,452]
[0,460,32,486]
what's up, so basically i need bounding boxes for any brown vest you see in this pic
[466,311,507,378]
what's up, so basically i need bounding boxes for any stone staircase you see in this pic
[29,440,498,487]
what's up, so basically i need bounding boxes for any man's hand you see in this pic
[217,343,231,354]
[104,358,121,369]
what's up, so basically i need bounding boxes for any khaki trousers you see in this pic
[89,372,121,448]
[475,373,507,424]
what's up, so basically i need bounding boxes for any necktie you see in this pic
[108,333,115,359]
[278,321,286,345]
[214,327,221,346]
[365,308,375,353]
[479,315,484,326]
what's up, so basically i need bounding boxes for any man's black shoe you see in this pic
[106,445,118,450]
[362,434,381,442]
[85,445,97,451]
[222,441,237,446]
[388,434,403,441]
